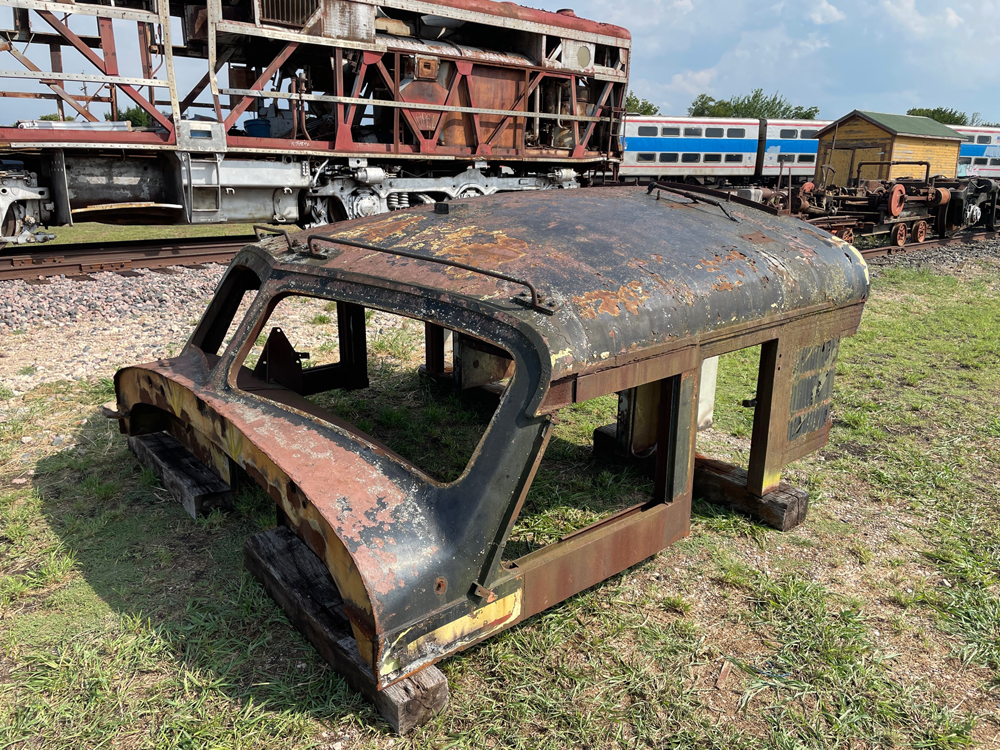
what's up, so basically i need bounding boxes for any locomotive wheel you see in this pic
[0,206,17,253]
[888,184,907,218]
[890,223,908,248]
[910,221,928,244]
[841,227,855,244]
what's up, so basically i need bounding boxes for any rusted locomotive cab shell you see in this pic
[112,187,868,689]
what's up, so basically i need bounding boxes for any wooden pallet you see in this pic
[244,527,449,734]
[126,431,448,733]
[128,432,232,519]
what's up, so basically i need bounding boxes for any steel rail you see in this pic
[0,235,255,282]
[857,229,998,259]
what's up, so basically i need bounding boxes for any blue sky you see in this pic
[3,1,995,123]
[532,0,1000,122]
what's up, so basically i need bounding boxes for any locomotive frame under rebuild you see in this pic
[791,170,1000,248]
[0,0,629,244]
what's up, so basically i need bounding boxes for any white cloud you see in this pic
[665,68,718,96]
[945,7,964,26]
[810,0,845,24]
[671,0,694,12]
[880,0,930,36]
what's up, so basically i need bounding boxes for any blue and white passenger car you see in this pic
[621,115,831,184]
[621,116,760,181]
[759,119,830,179]
[952,126,1000,179]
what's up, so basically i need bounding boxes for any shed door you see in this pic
[825,147,887,186]
[853,147,890,182]
[826,149,854,187]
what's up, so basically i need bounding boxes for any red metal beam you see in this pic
[224,42,299,130]
[0,40,98,122]
[36,10,173,131]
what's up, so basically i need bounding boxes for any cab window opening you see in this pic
[231,292,512,484]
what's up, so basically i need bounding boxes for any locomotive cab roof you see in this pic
[110,186,868,692]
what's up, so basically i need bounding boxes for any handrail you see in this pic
[646,181,739,222]
[253,225,294,250]
[854,160,931,184]
[305,233,557,315]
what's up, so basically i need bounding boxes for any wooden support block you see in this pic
[243,526,449,735]
[593,424,808,531]
[128,431,232,519]
[693,455,808,531]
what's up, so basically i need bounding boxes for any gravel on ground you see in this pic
[2,235,1000,397]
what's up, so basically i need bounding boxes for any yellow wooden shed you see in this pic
[814,110,962,186]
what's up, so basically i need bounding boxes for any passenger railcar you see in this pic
[620,116,760,181]
[0,0,630,246]
[953,126,1000,179]
[759,119,828,178]
[620,115,830,184]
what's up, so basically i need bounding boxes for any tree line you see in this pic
[626,90,998,128]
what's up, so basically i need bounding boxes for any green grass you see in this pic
[3,259,1000,747]
[44,222,258,246]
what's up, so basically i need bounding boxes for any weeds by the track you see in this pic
[2,258,1000,748]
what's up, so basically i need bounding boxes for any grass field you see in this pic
[43,222,257,246]
[2,255,1000,748]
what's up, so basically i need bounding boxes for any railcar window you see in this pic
[978,136,992,144]
[636,153,656,163]
[966,136,976,143]
[724,154,744,163]
[801,129,820,139]
[959,157,973,165]
[637,126,659,137]
[659,153,679,163]
[727,128,746,138]
[705,128,725,138]
[779,129,798,139]
[991,159,1000,166]
[797,154,816,163]
[974,158,989,165]
[681,153,701,163]
[684,127,703,137]
[662,127,680,137]
[777,154,796,163]
[703,154,722,163]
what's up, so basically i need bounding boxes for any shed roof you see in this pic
[816,110,963,141]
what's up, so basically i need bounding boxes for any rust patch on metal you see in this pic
[572,280,650,319]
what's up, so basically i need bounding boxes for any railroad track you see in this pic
[0,223,995,282]
[858,229,998,259]
[0,235,255,282]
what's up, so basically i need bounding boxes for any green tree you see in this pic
[907,107,1000,129]
[688,89,819,119]
[37,113,75,121]
[625,91,660,116]
[907,107,968,125]
[106,105,153,128]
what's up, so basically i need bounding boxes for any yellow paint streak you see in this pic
[381,589,523,677]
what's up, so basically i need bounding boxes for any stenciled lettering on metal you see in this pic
[109,187,869,689]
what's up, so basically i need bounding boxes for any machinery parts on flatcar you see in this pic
[890,222,908,248]
[888,184,907,218]
[910,221,928,244]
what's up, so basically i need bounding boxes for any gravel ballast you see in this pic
[2,236,1000,395]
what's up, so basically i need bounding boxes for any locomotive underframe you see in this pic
[0,0,629,238]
